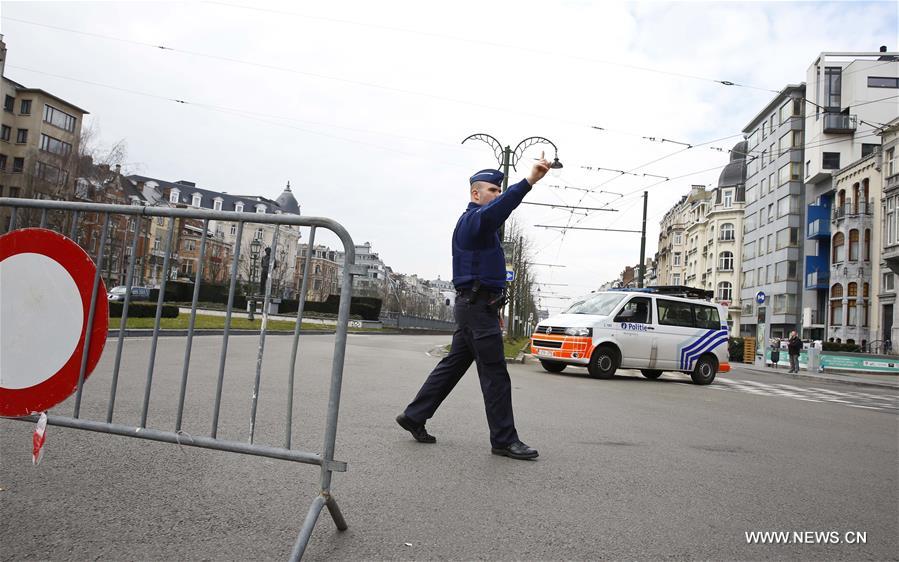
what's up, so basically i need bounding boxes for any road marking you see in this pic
[711,378,898,413]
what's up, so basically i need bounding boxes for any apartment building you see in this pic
[295,243,339,302]
[335,241,390,298]
[872,118,899,350]
[802,49,898,341]
[1,36,88,230]
[739,84,807,342]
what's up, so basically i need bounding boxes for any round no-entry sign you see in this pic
[0,228,108,417]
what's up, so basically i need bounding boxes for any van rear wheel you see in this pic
[588,346,618,379]
[641,369,663,379]
[539,359,566,373]
[691,355,717,385]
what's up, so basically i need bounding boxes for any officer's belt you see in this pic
[456,288,504,302]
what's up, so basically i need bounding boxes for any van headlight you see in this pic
[564,327,592,337]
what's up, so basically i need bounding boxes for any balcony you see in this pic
[806,270,830,290]
[832,201,874,221]
[807,218,830,239]
[823,113,857,134]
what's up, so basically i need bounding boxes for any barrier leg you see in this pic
[325,494,349,531]
[289,494,327,561]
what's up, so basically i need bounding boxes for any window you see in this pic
[746,185,757,204]
[768,203,775,223]
[779,100,793,123]
[769,144,775,164]
[184,239,196,252]
[847,282,858,326]
[775,261,797,282]
[743,269,755,287]
[254,228,264,240]
[757,267,764,285]
[759,207,766,224]
[776,227,798,249]
[720,223,735,241]
[824,67,842,109]
[883,273,895,293]
[773,294,798,315]
[20,99,32,115]
[719,251,734,271]
[658,299,695,327]
[864,229,871,261]
[868,76,899,88]
[673,252,682,266]
[758,237,765,256]
[743,241,755,260]
[832,232,845,263]
[744,213,756,234]
[848,229,859,261]
[672,273,681,285]
[191,194,202,207]
[761,121,767,140]
[723,190,732,208]
[777,195,799,218]
[39,134,73,156]
[181,261,195,276]
[235,202,244,213]
[169,189,180,203]
[0,125,9,141]
[748,129,759,149]
[861,144,878,158]
[229,223,237,235]
[3,95,13,112]
[767,264,774,284]
[697,305,722,329]
[36,161,68,186]
[778,162,802,185]
[769,172,776,192]
[674,233,683,245]
[614,297,652,324]
[717,282,733,302]
[12,157,24,173]
[255,204,266,214]
[213,199,223,211]
[43,104,76,132]
[822,152,840,170]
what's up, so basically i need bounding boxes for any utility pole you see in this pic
[638,191,648,288]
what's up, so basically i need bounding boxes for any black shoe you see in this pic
[396,414,436,444]
[491,440,539,460]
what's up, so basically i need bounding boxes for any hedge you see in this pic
[109,302,179,318]
[822,342,862,353]
[728,337,745,361]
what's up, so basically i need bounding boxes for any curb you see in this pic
[739,365,899,390]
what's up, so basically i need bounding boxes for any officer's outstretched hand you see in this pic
[527,150,552,185]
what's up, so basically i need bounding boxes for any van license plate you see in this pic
[538,350,553,357]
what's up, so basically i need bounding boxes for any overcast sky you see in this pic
[3,0,897,306]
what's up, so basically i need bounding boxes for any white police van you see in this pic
[530,286,730,385]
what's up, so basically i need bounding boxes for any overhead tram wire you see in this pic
[195,4,779,94]
[2,16,772,148]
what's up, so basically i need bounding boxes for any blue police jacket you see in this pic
[452,178,532,290]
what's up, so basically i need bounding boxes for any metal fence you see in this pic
[0,198,355,560]
[379,312,455,331]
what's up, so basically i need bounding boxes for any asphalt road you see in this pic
[2,333,897,561]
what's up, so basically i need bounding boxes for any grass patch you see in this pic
[121,314,335,332]
[442,336,531,358]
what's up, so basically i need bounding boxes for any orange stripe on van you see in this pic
[530,334,593,360]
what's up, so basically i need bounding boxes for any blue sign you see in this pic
[756,291,766,305]
[506,270,515,282]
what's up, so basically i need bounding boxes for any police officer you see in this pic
[396,153,552,460]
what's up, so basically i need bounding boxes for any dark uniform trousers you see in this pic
[403,293,519,448]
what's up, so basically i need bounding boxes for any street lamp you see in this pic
[249,238,262,322]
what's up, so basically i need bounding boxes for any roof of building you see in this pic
[741,83,805,133]
[718,141,748,187]
[127,174,298,214]
[275,182,300,215]
[3,78,91,115]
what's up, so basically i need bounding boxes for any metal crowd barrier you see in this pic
[0,198,354,560]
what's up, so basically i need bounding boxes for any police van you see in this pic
[530,286,730,385]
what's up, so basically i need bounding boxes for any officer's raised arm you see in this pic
[476,151,552,231]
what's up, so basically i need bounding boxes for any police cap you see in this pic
[469,169,504,187]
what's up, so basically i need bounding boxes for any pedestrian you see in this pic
[770,338,781,368]
[396,154,552,460]
[788,330,802,373]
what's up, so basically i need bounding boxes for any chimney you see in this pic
[114,164,121,176]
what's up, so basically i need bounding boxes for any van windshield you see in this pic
[564,293,625,316]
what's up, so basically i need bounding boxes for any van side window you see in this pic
[614,297,651,323]
[695,305,721,330]
[657,299,694,327]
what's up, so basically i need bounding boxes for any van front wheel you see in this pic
[691,355,718,385]
[539,360,566,373]
[588,346,618,379]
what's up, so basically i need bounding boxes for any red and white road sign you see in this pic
[0,228,108,417]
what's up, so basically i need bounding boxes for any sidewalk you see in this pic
[737,363,899,390]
